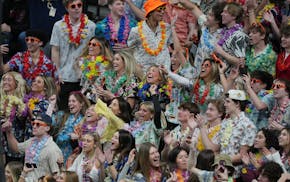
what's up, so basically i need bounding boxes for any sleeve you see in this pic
[17,139,32,154]
[197,14,207,27]
[230,32,248,58]
[89,166,100,182]
[48,144,62,173]
[261,94,275,111]
[127,27,139,48]
[168,71,192,88]
[240,121,256,146]
[50,22,61,46]
[7,52,22,71]
[265,151,287,173]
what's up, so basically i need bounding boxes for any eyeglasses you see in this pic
[251,78,262,84]
[251,22,266,34]
[25,37,40,43]
[31,120,48,127]
[69,2,82,9]
[88,42,100,47]
[156,6,166,11]
[272,83,286,89]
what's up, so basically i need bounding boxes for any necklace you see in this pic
[197,124,220,151]
[276,51,290,71]
[25,135,50,164]
[64,14,88,46]
[0,95,26,123]
[104,70,127,94]
[81,55,109,81]
[138,21,166,56]
[22,50,44,82]
[217,24,242,46]
[193,79,214,105]
[175,169,189,182]
[202,28,215,52]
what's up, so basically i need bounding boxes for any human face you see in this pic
[221,6,236,26]
[82,134,95,154]
[176,150,189,170]
[272,80,288,99]
[137,104,153,122]
[111,132,119,150]
[249,30,265,46]
[149,146,160,168]
[250,78,265,93]
[278,129,290,148]
[205,9,218,27]
[2,74,17,94]
[66,0,83,20]
[177,108,191,123]
[199,60,212,79]
[281,34,290,49]
[150,5,166,22]
[224,98,239,116]
[31,120,49,137]
[26,36,42,53]
[170,53,180,72]
[205,103,222,122]
[257,173,271,182]
[85,105,99,123]
[68,94,82,115]
[112,54,125,74]
[31,76,45,94]
[88,39,101,56]
[5,165,12,182]
[109,0,125,17]
[109,99,121,115]
[146,66,162,84]
[254,131,266,149]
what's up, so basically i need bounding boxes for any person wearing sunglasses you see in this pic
[3,112,63,182]
[95,0,137,51]
[0,29,58,86]
[242,70,273,130]
[50,0,95,111]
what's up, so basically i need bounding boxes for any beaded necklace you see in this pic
[193,79,214,105]
[25,135,50,164]
[22,50,44,82]
[217,24,242,46]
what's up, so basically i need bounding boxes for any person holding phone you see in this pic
[3,112,63,181]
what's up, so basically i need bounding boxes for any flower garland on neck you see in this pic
[0,95,26,123]
[137,81,170,101]
[193,79,214,105]
[175,169,189,182]
[63,14,88,46]
[269,97,290,124]
[104,14,131,47]
[197,124,220,151]
[25,135,50,164]
[202,28,216,52]
[220,118,234,148]
[24,92,45,111]
[103,70,128,94]
[245,89,272,114]
[149,168,162,182]
[276,51,290,71]
[138,21,166,56]
[217,24,242,46]
[81,56,109,81]
[22,50,44,81]
[256,3,275,22]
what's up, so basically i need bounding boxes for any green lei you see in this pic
[104,70,127,94]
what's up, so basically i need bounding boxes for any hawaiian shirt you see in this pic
[8,51,58,86]
[245,44,277,76]
[170,125,191,144]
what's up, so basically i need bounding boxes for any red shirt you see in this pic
[276,51,290,81]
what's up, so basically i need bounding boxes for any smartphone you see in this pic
[239,65,248,75]
[25,163,37,168]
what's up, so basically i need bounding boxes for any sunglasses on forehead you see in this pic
[69,2,82,9]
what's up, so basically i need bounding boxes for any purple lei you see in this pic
[218,24,243,46]
[81,122,98,135]
[25,135,50,164]
[23,92,45,103]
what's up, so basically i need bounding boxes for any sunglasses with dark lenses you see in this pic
[70,2,82,9]
[88,42,100,47]
[251,78,262,84]
[156,6,166,11]
[31,121,48,127]
[25,37,40,43]
[272,83,286,89]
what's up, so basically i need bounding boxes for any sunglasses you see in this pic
[25,37,40,43]
[156,6,166,11]
[251,78,262,84]
[69,2,82,9]
[31,120,48,127]
[272,83,286,89]
[88,42,100,47]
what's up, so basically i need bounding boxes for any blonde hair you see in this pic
[0,71,26,99]
[116,49,139,82]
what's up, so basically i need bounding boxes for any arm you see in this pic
[124,0,145,20]
[168,71,191,87]
[5,128,20,153]
[199,126,220,152]
[179,0,203,18]
[215,44,242,66]
[0,45,11,74]
[51,45,60,71]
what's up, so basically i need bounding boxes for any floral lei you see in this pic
[138,21,166,56]
[193,79,214,105]
[269,97,290,124]
[63,14,88,46]
[175,169,189,182]
[202,28,215,52]
[24,93,45,112]
[104,14,131,46]
[137,81,170,101]
[104,70,128,94]
[0,95,26,123]
[81,56,109,81]
[25,135,49,164]
[217,24,243,46]
[197,124,220,151]
[22,50,44,81]
[256,3,275,22]
[245,90,272,114]
[276,51,290,71]
[220,118,234,147]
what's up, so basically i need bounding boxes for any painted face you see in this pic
[85,105,98,123]
[221,6,236,26]
[82,134,95,154]
[224,98,238,115]
[111,131,120,150]
[175,150,189,170]
[109,0,125,17]
[2,74,17,94]
[254,131,266,149]
[109,99,121,115]
[272,81,288,99]
[281,34,290,50]
[249,30,265,45]
[68,94,82,115]
[177,108,191,123]
[149,146,160,168]
[66,0,83,20]
[25,36,42,53]
[137,104,153,122]
[199,60,212,78]
[146,66,162,84]
[205,103,222,122]
[112,53,125,73]
[88,39,101,56]
[31,76,45,94]
[278,129,290,148]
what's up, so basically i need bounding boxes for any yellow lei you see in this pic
[256,3,275,22]
[220,119,234,147]
[0,95,25,118]
[196,124,221,151]
[138,21,166,56]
